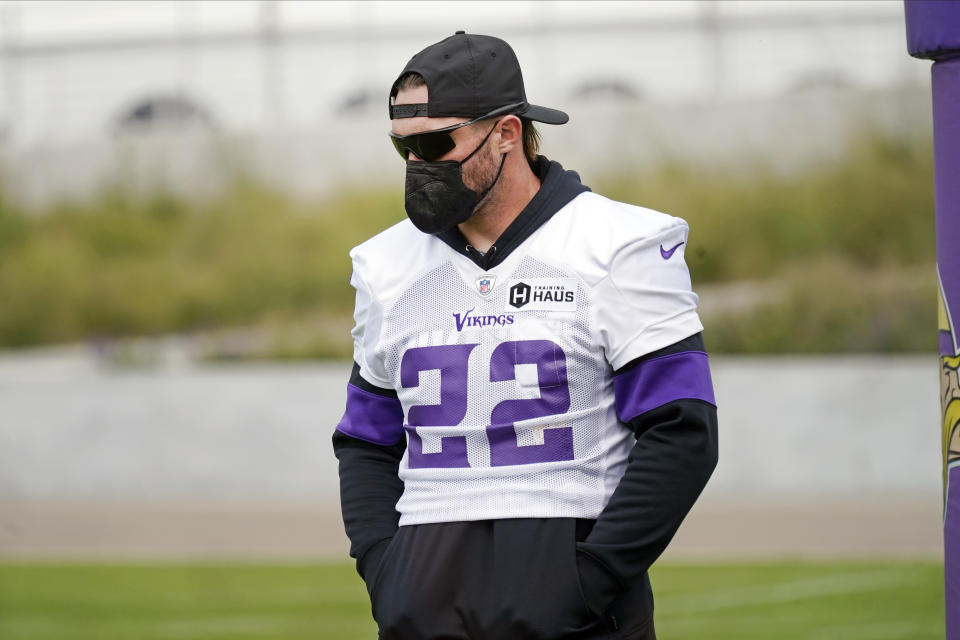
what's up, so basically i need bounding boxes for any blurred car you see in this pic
[336,88,384,115]
[114,94,216,132]
[569,79,642,103]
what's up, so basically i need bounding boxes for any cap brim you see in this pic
[519,103,569,125]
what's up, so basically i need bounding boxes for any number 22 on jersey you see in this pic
[400,339,573,469]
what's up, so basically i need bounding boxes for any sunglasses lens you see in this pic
[391,136,409,159]
[415,131,456,161]
[391,130,456,162]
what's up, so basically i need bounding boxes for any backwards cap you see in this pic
[389,31,568,125]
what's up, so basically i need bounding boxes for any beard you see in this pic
[461,134,503,212]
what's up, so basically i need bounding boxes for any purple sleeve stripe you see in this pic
[335,383,405,446]
[613,350,716,423]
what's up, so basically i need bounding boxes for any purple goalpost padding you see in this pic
[905,2,960,637]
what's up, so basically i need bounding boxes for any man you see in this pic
[333,32,717,640]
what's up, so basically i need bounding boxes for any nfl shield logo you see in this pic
[476,275,496,296]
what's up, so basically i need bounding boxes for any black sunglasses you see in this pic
[388,102,524,161]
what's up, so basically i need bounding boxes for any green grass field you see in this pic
[0,560,943,639]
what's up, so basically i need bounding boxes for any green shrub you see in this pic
[0,133,939,354]
[705,260,936,353]
[597,134,936,283]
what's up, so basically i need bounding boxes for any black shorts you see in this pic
[364,518,656,640]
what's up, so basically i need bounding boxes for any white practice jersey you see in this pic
[348,191,703,525]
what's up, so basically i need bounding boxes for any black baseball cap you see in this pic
[389,31,569,125]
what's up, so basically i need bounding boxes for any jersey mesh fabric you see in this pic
[380,255,633,525]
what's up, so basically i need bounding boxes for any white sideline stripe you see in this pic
[0,616,292,638]
[661,569,919,615]
[815,620,944,640]
[154,616,291,637]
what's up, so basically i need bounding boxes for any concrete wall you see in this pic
[0,349,942,557]
[0,350,941,502]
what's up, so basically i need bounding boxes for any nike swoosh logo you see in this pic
[660,241,685,260]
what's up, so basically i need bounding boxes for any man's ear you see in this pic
[496,115,523,154]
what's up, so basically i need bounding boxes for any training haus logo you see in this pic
[453,308,515,332]
[509,282,532,308]
[508,279,577,310]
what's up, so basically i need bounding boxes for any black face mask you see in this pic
[403,122,506,235]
